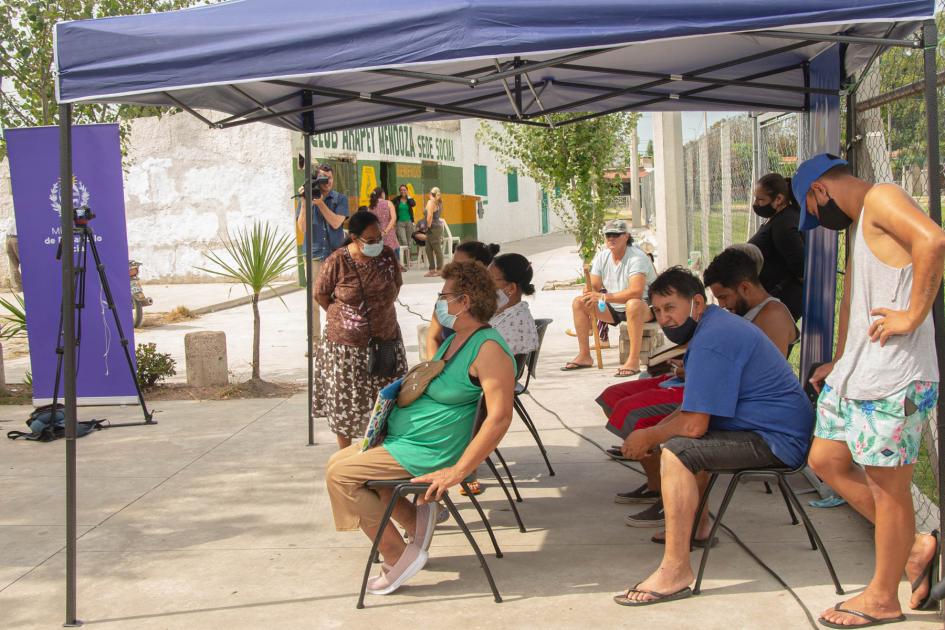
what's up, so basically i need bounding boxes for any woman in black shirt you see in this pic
[748,173,805,320]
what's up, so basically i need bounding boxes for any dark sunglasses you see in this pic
[604,232,625,239]
[317,165,333,173]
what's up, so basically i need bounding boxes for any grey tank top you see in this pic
[743,296,799,356]
[826,214,939,399]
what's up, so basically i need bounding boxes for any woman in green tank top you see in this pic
[325,260,516,595]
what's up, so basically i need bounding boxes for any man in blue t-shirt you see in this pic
[614,266,813,608]
[295,164,349,341]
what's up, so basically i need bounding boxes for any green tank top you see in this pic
[384,328,514,476]
[396,199,412,222]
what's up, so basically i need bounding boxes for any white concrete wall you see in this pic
[461,120,566,245]
[123,112,294,282]
[0,158,13,286]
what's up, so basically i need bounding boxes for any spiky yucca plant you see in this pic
[198,222,296,381]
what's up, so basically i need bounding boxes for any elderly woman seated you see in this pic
[325,260,516,596]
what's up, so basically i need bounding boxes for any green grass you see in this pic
[688,209,752,260]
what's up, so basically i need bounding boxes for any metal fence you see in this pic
[848,13,945,529]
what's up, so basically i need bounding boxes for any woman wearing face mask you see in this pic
[313,211,407,449]
[324,261,516,595]
[424,241,500,360]
[393,184,417,267]
[748,173,806,320]
[488,253,540,357]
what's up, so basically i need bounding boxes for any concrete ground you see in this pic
[0,231,941,628]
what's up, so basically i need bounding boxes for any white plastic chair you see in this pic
[441,219,459,264]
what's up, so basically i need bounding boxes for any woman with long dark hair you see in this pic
[748,173,805,320]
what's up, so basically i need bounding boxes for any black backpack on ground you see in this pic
[6,404,105,442]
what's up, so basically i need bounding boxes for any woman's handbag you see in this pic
[347,249,402,378]
[397,325,490,407]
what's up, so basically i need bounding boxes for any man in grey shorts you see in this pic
[614,267,813,607]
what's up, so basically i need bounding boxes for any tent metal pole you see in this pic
[920,20,945,607]
[749,29,920,49]
[302,91,315,447]
[59,103,81,628]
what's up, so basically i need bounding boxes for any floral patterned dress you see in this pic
[369,200,400,251]
[312,245,407,439]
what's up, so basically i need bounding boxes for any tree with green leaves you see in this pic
[0,0,206,159]
[480,113,638,262]
[198,222,297,382]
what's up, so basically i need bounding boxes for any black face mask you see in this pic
[752,203,777,219]
[816,196,853,231]
[662,302,699,345]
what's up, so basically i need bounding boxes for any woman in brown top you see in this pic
[314,211,408,448]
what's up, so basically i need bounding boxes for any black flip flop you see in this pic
[561,362,593,371]
[650,533,719,549]
[613,583,693,607]
[614,368,640,378]
[912,529,940,611]
[818,603,905,628]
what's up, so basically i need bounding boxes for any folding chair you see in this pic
[356,397,523,608]
[691,370,844,597]
[509,318,555,477]
[690,450,844,596]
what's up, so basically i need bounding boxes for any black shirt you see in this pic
[748,205,805,320]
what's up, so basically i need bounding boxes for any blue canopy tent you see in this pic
[53,1,942,624]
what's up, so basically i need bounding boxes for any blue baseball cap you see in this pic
[792,153,848,231]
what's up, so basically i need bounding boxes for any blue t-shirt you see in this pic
[681,305,813,468]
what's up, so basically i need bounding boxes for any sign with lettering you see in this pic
[312,123,461,166]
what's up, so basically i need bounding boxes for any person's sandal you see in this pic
[459,480,483,496]
[613,584,693,607]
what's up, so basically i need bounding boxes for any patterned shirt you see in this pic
[316,246,402,347]
[490,301,539,356]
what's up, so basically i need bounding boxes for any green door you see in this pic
[541,191,550,234]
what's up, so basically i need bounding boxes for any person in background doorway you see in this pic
[423,187,445,277]
[295,164,349,342]
[795,154,944,627]
[367,187,401,270]
[748,173,805,320]
[394,184,417,268]
[313,211,407,449]
[4,215,20,292]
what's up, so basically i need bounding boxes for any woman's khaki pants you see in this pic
[325,444,411,531]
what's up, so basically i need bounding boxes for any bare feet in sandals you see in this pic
[906,530,939,610]
[615,564,693,606]
[614,367,640,378]
[817,592,905,628]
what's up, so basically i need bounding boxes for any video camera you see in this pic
[73,205,95,226]
[290,172,331,200]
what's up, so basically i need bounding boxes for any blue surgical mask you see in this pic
[435,296,461,328]
[360,241,383,257]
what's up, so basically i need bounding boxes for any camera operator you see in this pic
[295,164,350,341]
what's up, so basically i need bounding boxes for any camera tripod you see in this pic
[51,221,155,426]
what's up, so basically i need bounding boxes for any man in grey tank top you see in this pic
[794,153,945,627]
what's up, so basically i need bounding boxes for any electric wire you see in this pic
[524,392,820,629]
[398,298,431,322]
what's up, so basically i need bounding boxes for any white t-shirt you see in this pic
[490,301,539,357]
[590,245,657,311]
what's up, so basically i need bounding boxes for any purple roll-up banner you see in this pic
[5,124,138,406]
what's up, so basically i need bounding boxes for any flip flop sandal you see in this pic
[561,362,594,371]
[650,533,719,549]
[614,368,641,378]
[613,583,693,607]
[912,529,940,611]
[818,603,906,628]
[459,480,483,496]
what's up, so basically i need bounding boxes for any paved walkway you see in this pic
[0,231,940,628]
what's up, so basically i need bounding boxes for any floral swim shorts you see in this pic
[815,380,938,467]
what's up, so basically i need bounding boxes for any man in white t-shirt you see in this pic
[563,219,657,377]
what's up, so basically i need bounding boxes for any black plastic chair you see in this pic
[510,318,555,477]
[691,372,844,597]
[690,455,844,596]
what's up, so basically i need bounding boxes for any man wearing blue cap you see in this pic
[794,153,945,627]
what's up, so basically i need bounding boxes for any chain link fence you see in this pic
[849,11,944,530]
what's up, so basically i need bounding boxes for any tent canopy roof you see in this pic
[55,0,934,132]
